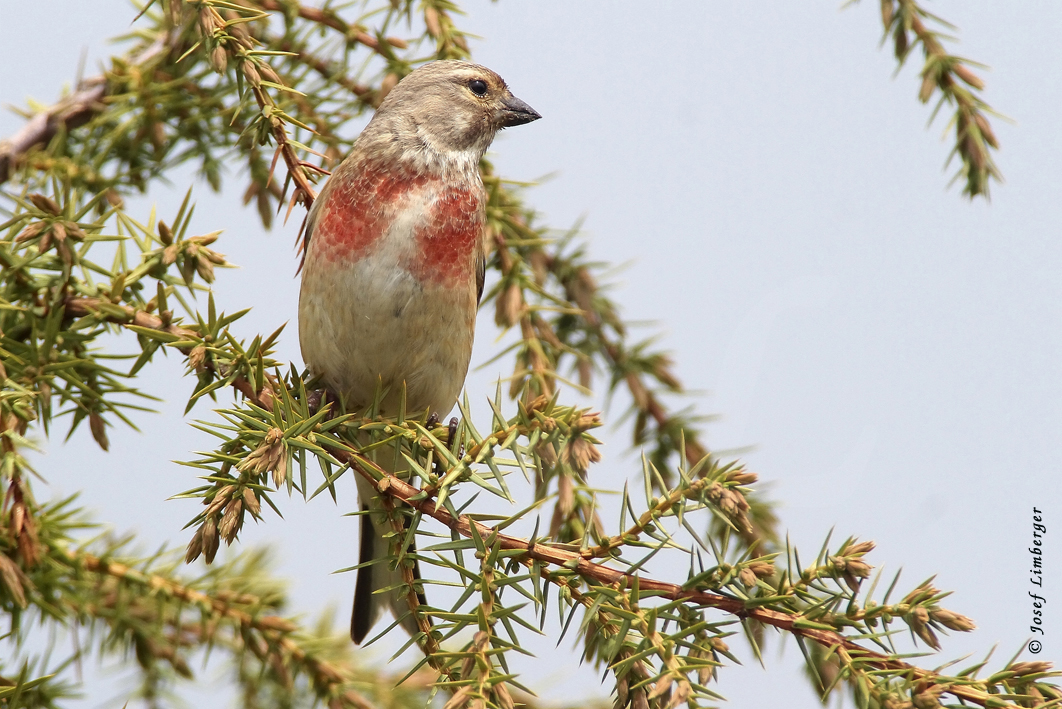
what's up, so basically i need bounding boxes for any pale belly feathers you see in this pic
[298,181,478,417]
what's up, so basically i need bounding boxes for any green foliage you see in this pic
[0,1,1050,709]
[867,0,1003,198]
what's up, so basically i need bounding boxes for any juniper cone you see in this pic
[297,60,541,643]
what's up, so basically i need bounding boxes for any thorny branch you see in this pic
[0,34,172,185]
[876,0,1002,197]
[331,446,1036,709]
[63,295,277,410]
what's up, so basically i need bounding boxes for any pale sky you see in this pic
[2,2,1060,707]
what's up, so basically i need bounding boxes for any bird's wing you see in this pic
[296,193,325,274]
[476,249,485,305]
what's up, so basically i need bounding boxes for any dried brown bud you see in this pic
[893,26,908,59]
[219,499,242,543]
[89,411,109,451]
[631,688,649,709]
[0,554,28,607]
[880,0,894,28]
[211,45,228,74]
[29,193,60,215]
[842,540,875,556]
[1010,661,1053,677]
[242,61,260,84]
[205,485,234,517]
[952,64,985,90]
[666,679,689,708]
[930,609,976,632]
[162,243,179,266]
[443,686,474,709]
[424,6,442,37]
[56,238,73,266]
[495,282,523,327]
[748,560,775,578]
[974,114,998,149]
[845,559,872,578]
[191,231,220,246]
[965,135,986,172]
[195,255,216,282]
[198,6,218,35]
[242,487,261,518]
[185,526,203,563]
[203,246,227,265]
[524,394,551,415]
[150,121,166,151]
[105,189,124,208]
[258,63,281,84]
[528,249,549,285]
[257,191,272,229]
[903,582,940,605]
[14,221,46,244]
[272,454,287,488]
[626,375,650,410]
[188,345,208,373]
[738,567,758,587]
[10,501,24,535]
[911,684,944,709]
[725,469,758,485]
[66,222,86,240]
[614,676,629,709]
[238,428,287,489]
[202,517,219,564]
[881,695,913,709]
[535,441,557,468]
[494,683,515,709]
[562,436,602,473]
[158,220,173,245]
[577,357,592,389]
[706,482,751,520]
[573,412,603,432]
[919,72,937,103]
[907,606,940,649]
[378,73,399,103]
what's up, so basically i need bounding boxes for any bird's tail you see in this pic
[350,457,428,644]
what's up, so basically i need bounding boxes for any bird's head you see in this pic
[369,61,541,165]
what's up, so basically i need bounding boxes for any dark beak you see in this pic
[497,95,541,128]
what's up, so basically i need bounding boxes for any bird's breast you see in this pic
[308,161,484,288]
[299,159,485,414]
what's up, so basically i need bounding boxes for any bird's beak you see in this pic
[497,95,541,128]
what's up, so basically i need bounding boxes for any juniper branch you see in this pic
[328,441,1052,709]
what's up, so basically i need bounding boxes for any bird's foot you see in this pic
[431,416,461,478]
[448,416,462,457]
[307,388,339,419]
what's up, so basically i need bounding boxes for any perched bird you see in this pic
[297,61,540,643]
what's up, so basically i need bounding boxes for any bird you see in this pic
[297,60,540,644]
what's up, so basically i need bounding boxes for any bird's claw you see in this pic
[307,388,338,419]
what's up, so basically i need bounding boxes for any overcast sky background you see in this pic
[2,2,1061,708]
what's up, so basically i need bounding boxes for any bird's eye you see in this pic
[468,79,488,97]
